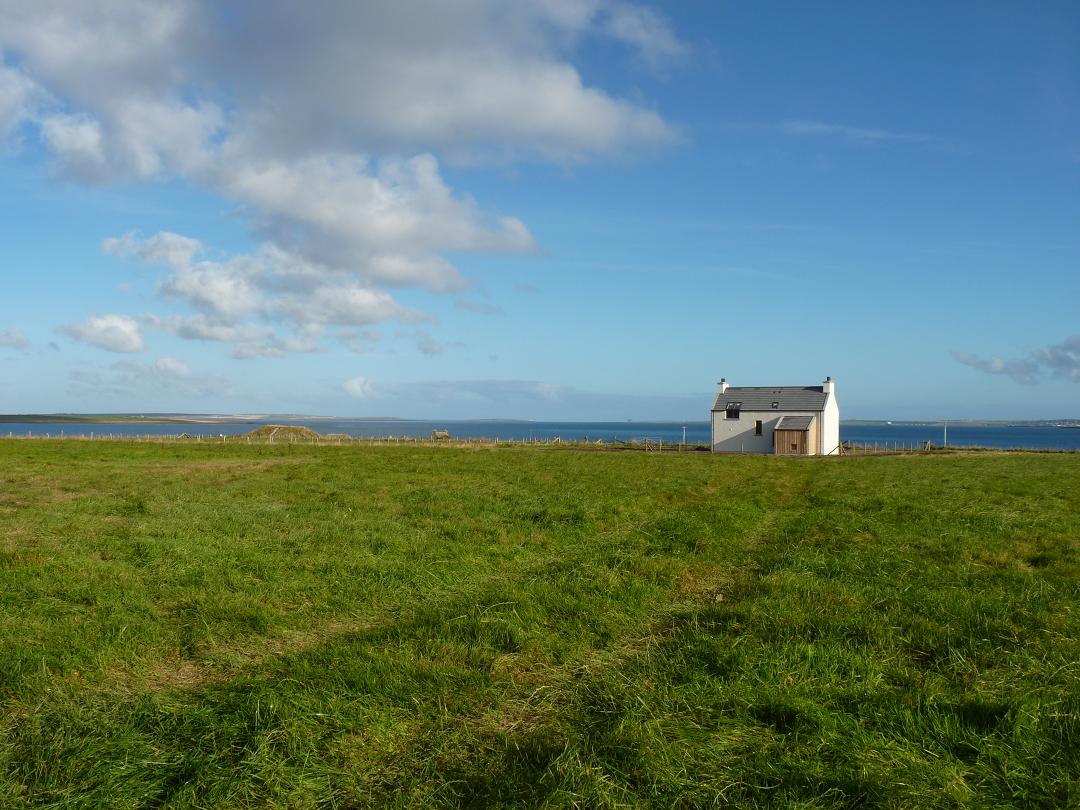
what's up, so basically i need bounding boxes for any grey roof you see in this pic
[711,386,827,413]
[776,415,815,431]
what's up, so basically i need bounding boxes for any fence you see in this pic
[2,431,979,456]
[1,431,717,452]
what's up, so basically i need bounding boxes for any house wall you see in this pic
[821,389,840,455]
[711,410,821,454]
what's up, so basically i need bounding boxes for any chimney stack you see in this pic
[717,378,729,395]
[822,376,835,395]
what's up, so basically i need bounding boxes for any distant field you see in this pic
[1,441,1077,807]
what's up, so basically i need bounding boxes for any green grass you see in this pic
[1,440,1078,808]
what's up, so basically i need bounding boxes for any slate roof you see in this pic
[711,386,828,413]
[775,415,815,431]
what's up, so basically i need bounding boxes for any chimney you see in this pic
[717,378,729,395]
[822,376,835,396]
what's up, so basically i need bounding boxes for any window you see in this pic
[755,420,763,436]
[725,402,741,420]
[771,401,779,409]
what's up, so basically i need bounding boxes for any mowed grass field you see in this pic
[1,441,1078,808]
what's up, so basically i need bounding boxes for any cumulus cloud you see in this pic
[953,352,1039,385]
[598,2,687,66]
[0,63,41,140]
[0,327,31,350]
[103,230,202,269]
[113,234,429,357]
[148,314,318,360]
[954,336,1080,385]
[60,314,144,353]
[0,3,678,168]
[199,1,677,160]
[3,1,681,357]
[343,376,376,399]
[214,153,535,291]
[273,284,423,330]
[1034,335,1080,382]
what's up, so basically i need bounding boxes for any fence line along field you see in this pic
[0,439,1077,806]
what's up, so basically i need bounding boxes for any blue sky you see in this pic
[0,0,1077,419]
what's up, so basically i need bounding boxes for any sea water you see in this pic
[3,419,1080,451]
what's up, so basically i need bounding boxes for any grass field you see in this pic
[1,440,1078,807]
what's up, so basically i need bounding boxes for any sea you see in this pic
[3,418,1080,451]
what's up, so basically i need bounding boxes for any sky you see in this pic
[0,0,1077,420]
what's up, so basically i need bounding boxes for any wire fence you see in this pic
[5,431,1065,455]
[0,430,715,452]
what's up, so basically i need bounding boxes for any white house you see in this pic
[710,377,840,455]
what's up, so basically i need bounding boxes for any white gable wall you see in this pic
[711,410,822,454]
[821,380,840,455]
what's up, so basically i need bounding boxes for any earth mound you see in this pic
[246,424,323,441]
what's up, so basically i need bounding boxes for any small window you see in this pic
[725,402,741,420]
[771,401,779,409]
[755,420,762,436]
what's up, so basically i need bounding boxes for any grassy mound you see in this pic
[245,424,323,441]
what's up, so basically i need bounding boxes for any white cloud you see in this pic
[197,1,677,161]
[1034,335,1080,382]
[38,112,109,181]
[412,331,445,356]
[60,314,144,353]
[337,329,382,354]
[953,352,1038,385]
[1,2,677,170]
[3,1,681,358]
[215,153,535,292]
[272,283,424,329]
[0,63,41,140]
[954,337,1080,385]
[152,356,190,377]
[72,355,232,398]
[781,120,935,145]
[103,230,202,270]
[598,2,687,66]
[343,376,376,399]
[150,314,319,360]
[160,263,265,320]
[384,378,572,404]
[0,327,31,350]
[112,232,430,356]
[454,298,505,316]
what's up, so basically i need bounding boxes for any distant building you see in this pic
[711,377,840,455]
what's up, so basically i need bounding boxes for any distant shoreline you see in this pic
[1,414,1077,427]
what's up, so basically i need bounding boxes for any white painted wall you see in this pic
[821,380,840,455]
[711,410,822,454]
